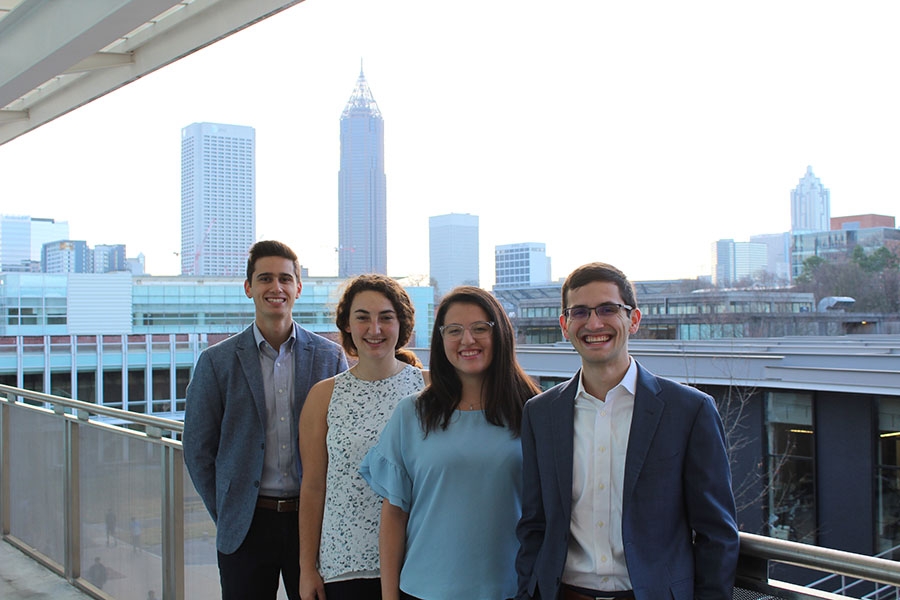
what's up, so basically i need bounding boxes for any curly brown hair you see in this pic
[335,274,421,367]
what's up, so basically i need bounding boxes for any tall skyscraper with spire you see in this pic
[180,122,256,277]
[790,166,831,233]
[338,66,387,277]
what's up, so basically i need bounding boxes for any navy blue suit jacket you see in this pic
[183,324,347,554]
[515,362,739,600]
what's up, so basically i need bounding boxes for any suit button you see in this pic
[254,481,260,488]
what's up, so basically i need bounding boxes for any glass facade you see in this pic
[766,391,816,544]
[878,397,900,554]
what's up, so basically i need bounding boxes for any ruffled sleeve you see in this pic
[359,394,417,512]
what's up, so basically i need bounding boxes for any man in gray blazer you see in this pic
[183,240,347,600]
[515,262,738,600]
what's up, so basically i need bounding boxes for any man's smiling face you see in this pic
[244,256,301,319]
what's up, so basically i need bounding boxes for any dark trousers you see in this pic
[325,578,382,599]
[217,507,300,600]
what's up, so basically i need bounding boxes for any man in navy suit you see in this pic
[515,262,738,600]
[183,240,348,600]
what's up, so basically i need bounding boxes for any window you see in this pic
[877,397,900,554]
[766,391,815,544]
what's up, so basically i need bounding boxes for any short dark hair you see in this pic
[561,262,637,313]
[335,274,421,367]
[246,240,301,282]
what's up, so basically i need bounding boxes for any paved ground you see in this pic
[0,539,92,599]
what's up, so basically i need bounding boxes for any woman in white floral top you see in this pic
[299,274,428,600]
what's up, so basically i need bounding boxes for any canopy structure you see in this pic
[0,0,300,146]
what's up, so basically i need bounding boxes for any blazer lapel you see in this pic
[236,325,267,423]
[623,364,664,503]
[552,375,579,523]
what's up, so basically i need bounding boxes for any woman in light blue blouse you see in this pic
[361,286,540,600]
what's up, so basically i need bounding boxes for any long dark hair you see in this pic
[416,286,539,436]
[335,274,422,367]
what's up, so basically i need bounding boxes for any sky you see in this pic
[2,0,899,285]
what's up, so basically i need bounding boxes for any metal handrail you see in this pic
[740,532,900,587]
[0,383,183,436]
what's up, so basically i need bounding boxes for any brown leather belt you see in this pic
[562,586,634,600]
[256,496,299,512]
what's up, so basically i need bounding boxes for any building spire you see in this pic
[342,61,381,119]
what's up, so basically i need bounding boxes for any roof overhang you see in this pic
[0,0,302,146]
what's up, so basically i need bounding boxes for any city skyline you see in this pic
[1,1,899,285]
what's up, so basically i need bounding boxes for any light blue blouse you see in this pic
[360,394,522,600]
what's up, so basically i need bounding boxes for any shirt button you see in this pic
[598,483,605,490]
[280,416,286,422]
[601,555,608,563]
[597,521,604,528]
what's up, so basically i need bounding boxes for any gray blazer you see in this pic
[183,324,348,554]
[515,362,739,600]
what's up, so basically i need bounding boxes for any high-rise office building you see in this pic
[42,240,91,273]
[494,242,552,288]
[429,213,479,298]
[92,244,127,273]
[0,215,68,272]
[712,239,768,286]
[180,122,255,277]
[750,232,792,283]
[338,67,387,277]
[791,166,830,233]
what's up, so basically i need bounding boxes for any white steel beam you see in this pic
[0,0,302,145]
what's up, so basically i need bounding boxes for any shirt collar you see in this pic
[575,356,638,403]
[252,321,297,352]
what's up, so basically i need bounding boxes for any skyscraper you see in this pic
[791,166,830,233]
[494,242,552,288]
[338,67,387,277]
[429,213,479,298]
[180,122,255,277]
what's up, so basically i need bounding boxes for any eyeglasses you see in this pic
[563,303,633,321]
[439,321,495,340]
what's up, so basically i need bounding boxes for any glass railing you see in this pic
[2,383,900,600]
[0,383,215,600]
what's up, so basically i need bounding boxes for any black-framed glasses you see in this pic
[563,303,633,321]
[439,321,495,340]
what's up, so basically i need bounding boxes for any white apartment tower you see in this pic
[494,242,552,288]
[181,122,256,277]
[429,213,479,298]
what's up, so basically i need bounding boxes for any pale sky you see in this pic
[2,0,899,285]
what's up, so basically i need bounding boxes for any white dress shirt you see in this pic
[563,358,637,591]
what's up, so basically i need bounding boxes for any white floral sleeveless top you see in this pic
[319,363,425,581]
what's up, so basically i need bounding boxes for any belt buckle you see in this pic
[275,499,292,512]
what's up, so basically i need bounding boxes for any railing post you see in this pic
[1,392,10,537]
[64,412,82,584]
[162,442,186,600]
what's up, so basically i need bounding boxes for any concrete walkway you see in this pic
[0,539,92,599]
